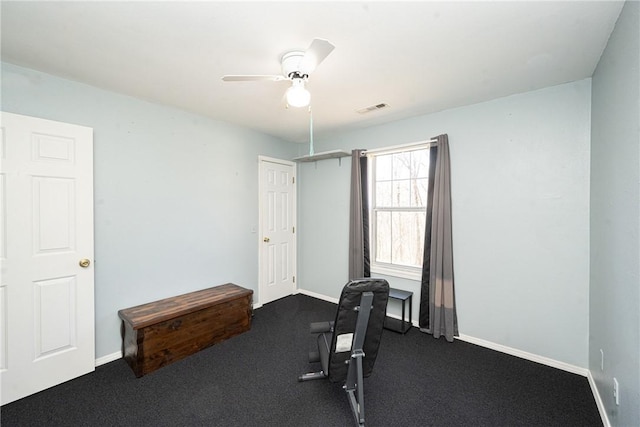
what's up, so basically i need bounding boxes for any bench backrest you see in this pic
[327,278,390,382]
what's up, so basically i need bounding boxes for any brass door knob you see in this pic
[263,237,270,243]
[79,258,91,268]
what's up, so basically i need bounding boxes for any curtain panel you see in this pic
[348,149,370,280]
[419,134,458,342]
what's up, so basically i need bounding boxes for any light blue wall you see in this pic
[299,79,592,368]
[1,62,299,359]
[590,1,640,426]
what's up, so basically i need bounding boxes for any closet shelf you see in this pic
[293,149,351,163]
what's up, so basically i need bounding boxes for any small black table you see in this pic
[384,288,413,334]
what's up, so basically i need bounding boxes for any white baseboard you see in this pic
[296,288,339,304]
[587,370,611,427]
[95,351,121,367]
[456,334,589,377]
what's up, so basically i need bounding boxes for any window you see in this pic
[369,145,430,279]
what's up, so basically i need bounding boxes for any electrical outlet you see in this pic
[613,378,620,405]
[600,349,604,371]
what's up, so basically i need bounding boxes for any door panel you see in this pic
[34,276,77,358]
[33,177,75,253]
[0,112,94,405]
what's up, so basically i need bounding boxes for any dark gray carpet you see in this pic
[0,294,601,426]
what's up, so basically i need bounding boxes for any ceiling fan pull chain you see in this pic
[309,107,314,156]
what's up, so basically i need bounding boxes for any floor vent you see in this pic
[356,103,390,114]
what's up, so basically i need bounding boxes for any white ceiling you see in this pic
[1,1,624,143]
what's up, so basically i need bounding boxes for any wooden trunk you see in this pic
[118,283,253,377]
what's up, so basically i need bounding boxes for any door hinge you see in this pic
[293,276,295,283]
[292,176,295,184]
[292,226,295,233]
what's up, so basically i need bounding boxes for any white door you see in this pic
[0,112,94,405]
[259,157,296,304]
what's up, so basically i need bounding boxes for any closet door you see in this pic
[0,112,94,405]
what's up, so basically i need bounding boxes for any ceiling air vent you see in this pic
[356,103,390,114]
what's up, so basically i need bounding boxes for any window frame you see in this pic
[367,142,432,280]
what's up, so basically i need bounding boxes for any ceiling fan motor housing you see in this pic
[281,51,306,79]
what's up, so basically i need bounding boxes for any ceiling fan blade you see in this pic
[298,38,335,75]
[222,75,287,82]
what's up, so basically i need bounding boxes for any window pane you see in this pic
[391,211,426,268]
[375,211,391,263]
[412,149,430,178]
[392,179,410,207]
[411,178,428,207]
[376,154,392,181]
[376,181,392,207]
[393,152,411,179]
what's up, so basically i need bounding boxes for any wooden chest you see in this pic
[118,283,253,377]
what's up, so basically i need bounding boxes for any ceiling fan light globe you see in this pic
[286,82,311,108]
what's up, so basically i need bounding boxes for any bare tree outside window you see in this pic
[371,146,429,275]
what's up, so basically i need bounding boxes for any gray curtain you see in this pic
[348,149,370,280]
[419,134,458,342]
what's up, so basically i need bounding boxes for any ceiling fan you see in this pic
[222,38,335,108]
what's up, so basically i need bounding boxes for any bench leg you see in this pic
[298,371,327,382]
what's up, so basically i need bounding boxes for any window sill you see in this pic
[371,265,422,281]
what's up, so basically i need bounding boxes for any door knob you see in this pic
[79,258,91,268]
[263,237,270,243]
